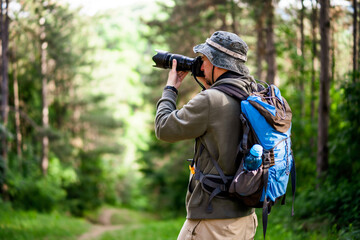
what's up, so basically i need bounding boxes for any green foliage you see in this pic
[66,151,120,216]
[7,156,70,212]
[331,80,360,169]
[292,80,360,237]
[253,206,327,240]
[296,179,360,231]
[0,202,90,240]
[4,0,128,217]
[137,135,192,217]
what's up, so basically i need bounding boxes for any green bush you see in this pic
[7,157,69,212]
[8,176,66,212]
[65,151,120,216]
[296,179,360,230]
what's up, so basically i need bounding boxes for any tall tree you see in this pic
[310,0,318,149]
[243,0,267,80]
[0,0,9,198]
[40,16,49,176]
[317,0,331,180]
[265,0,277,85]
[299,0,305,117]
[254,4,266,80]
[11,46,22,158]
[230,0,239,34]
[353,0,358,82]
[358,0,360,74]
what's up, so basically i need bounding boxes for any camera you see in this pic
[152,50,204,77]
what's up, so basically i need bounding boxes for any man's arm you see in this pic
[155,60,209,142]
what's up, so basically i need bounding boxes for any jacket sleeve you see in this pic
[155,89,209,142]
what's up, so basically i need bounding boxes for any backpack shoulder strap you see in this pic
[213,83,259,154]
[212,83,250,101]
[194,137,235,213]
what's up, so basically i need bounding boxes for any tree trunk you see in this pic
[230,0,238,34]
[331,14,336,84]
[12,48,22,159]
[0,0,9,199]
[317,0,330,180]
[353,0,358,82]
[357,1,360,75]
[40,20,49,176]
[1,0,9,161]
[300,0,305,117]
[310,0,318,151]
[255,10,266,80]
[218,9,227,32]
[265,0,277,85]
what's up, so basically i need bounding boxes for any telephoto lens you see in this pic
[152,50,204,77]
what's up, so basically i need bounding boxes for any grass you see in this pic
[109,208,158,225]
[0,203,91,240]
[253,205,324,240]
[98,218,184,240]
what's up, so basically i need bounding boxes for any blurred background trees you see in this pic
[0,0,359,238]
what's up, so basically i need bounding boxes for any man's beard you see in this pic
[205,76,213,86]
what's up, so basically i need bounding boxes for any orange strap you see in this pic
[189,165,195,174]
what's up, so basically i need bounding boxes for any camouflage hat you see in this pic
[193,31,249,75]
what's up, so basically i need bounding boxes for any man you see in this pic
[155,31,259,240]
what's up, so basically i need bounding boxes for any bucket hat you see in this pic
[193,31,250,75]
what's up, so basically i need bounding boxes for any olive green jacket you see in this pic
[155,76,256,219]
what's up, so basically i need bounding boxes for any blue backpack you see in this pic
[194,82,296,239]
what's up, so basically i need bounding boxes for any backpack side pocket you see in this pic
[229,161,264,207]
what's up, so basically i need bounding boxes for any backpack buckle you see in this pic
[262,151,271,169]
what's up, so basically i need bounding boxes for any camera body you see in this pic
[152,50,204,77]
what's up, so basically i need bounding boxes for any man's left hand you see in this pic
[166,59,188,89]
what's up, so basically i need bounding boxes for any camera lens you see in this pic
[168,54,193,71]
[152,50,204,77]
[152,50,172,69]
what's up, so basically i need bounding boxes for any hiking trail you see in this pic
[78,208,124,240]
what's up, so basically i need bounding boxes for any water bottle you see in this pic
[244,144,263,171]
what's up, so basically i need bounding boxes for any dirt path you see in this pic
[78,224,123,240]
[78,208,124,240]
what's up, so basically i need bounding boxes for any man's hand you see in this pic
[166,59,188,89]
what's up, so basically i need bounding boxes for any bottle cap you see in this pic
[250,144,263,157]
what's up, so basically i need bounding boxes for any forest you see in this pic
[0,0,359,239]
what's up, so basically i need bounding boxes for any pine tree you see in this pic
[317,0,330,180]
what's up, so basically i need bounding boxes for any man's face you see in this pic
[200,55,213,86]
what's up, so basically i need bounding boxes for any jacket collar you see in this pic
[215,71,242,82]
